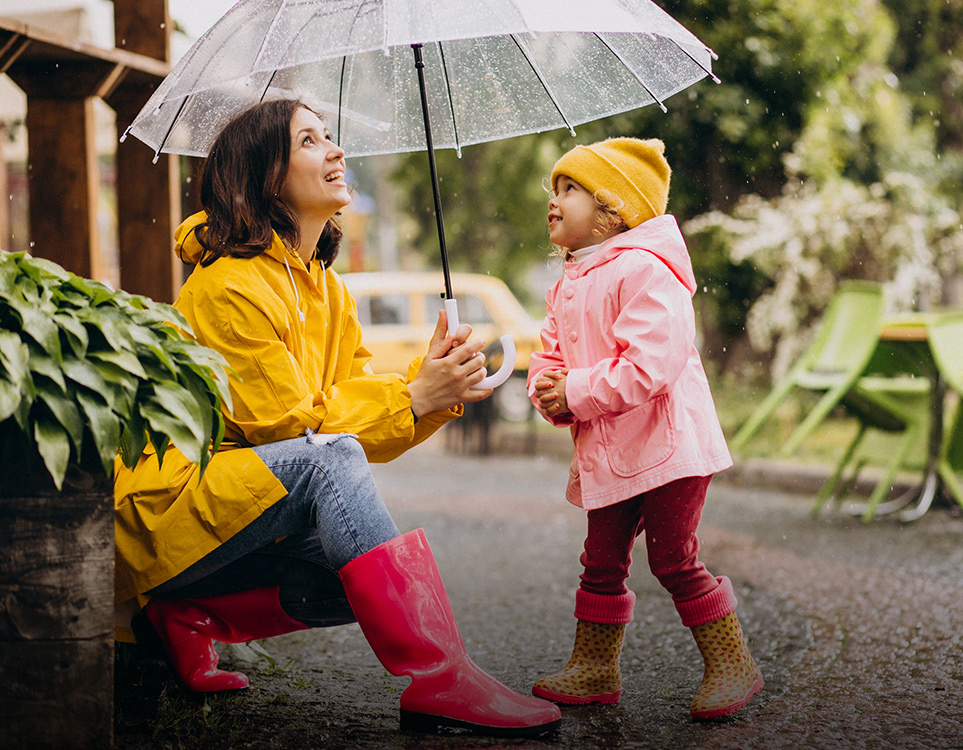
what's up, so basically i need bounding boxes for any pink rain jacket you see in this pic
[528,215,731,510]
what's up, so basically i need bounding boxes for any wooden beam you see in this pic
[25,98,101,280]
[113,0,170,63]
[0,17,169,81]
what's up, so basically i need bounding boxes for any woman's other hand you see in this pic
[409,310,493,417]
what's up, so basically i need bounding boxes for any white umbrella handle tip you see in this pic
[473,335,516,390]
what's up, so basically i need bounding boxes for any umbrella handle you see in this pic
[444,298,516,390]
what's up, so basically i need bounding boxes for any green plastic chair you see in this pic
[811,375,930,521]
[928,312,963,512]
[731,281,885,457]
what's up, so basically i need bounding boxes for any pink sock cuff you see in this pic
[674,576,738,627]
[574,588,636,624]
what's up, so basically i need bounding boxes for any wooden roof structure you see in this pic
[0,0,183,302]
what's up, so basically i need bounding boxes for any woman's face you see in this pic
[279,107,351,224]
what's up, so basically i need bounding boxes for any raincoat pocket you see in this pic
[600,395,674,478]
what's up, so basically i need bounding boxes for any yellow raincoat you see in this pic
[114,212,460,636]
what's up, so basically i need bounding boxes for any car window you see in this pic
[356,294,410,326]
[423,293,493,325]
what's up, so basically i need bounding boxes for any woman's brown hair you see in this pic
[192,99,342,267]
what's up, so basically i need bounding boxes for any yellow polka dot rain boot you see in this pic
[678,577,764,720]
[532,620,625,705]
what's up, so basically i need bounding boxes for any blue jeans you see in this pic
[149,434,400,627]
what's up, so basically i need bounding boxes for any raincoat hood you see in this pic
[572,215,696,296]
[174,212,209,265]
[174,211,296,268]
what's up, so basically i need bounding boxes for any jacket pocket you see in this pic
[600,395,674,478]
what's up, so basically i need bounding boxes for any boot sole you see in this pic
[532,685,622,705]
[400,709,561,737]
[690,673,765,721]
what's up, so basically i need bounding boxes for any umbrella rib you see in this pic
[338,55,347,147]
[436,42,462,157]
[666,37,721,84]
[593,33,667,114]
[248,1,289,81]
[153,94,192,163]
[508,34,576,137]
[258,70,280,102]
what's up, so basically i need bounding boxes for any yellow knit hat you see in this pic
[550,137,672,228]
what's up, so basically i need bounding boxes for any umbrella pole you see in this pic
[412,43,454,301]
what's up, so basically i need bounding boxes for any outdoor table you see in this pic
[858,313,947,521]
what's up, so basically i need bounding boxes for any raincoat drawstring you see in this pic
[283,256,306,322]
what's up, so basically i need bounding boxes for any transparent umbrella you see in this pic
[125,0,717,388]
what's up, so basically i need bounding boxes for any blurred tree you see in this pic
[391,133,560,306]
[685,0,963,379]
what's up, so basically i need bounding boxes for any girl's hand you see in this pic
[534,369,570,418]
[409,310,493,417]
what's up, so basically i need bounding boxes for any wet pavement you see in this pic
[115,428,963,749]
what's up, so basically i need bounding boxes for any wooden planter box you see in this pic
[0,467,114,749]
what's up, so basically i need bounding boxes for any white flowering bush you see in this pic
[686,170,963,381]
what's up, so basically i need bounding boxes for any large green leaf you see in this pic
[89,357,138,388]
[146,426,169,468]
[35,381,84,453]
[18,254,71,284]
[0,330,29,384]
[0,377,20,422]
[33,416,70,490]
[54,311,89,358]
[84,305,135,354]
[61,357,108,394]
[64,274,115,306]
[128,324,176,375]
[76,389,120,475]
[18,305,62,362]
[140,391,205,466]
[27,343,66,391]
[87,348,147,380]
[118,408,148,469]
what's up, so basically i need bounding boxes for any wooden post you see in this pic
[110,0,182,302]
[0,469,114,749]
[23,97,103,280]
[111,87,182,302]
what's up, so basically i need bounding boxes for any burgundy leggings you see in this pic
[579,475,718,604]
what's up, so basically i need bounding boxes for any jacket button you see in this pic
[563,287,575,299]
[583,462,594,472]
[568,331,578,342]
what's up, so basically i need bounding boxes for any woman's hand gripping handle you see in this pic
[444,298,516,390]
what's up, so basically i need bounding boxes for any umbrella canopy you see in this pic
[125,0,716,388]
[127,0,716,159]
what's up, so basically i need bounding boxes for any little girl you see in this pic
[528,137,763,720]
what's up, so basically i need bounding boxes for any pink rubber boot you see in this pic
[144,585,310,692]
[339,529,561,737]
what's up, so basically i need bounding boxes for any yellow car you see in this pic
[341,271,542,421]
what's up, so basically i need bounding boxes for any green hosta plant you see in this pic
[0,251,231,490]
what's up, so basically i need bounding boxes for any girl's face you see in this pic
[548,175,614,252]
[279,107,351,224]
